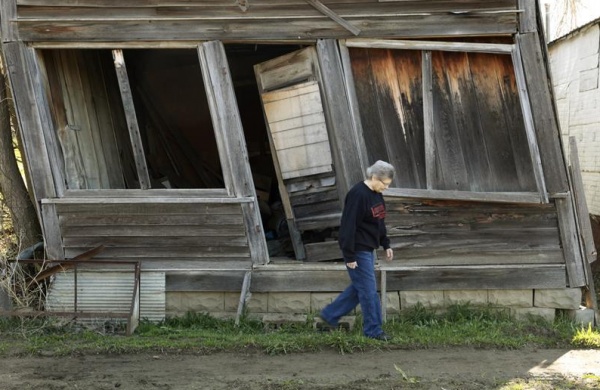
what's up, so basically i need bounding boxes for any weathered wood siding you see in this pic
[42,49,132,189]
[383,197,563,266]
[14,0,518,42]
[349,47,537,193]
[48,200,252,267]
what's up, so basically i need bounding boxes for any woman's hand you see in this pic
[385,248,394,262]
[346,261,358,269]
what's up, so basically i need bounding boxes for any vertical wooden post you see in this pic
[0,0,17,43]
[422,51,436,190]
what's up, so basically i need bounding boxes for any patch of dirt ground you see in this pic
[1,347,599,389]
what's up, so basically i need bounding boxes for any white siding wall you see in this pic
[549,24,600,215]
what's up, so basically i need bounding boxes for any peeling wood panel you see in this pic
[384,197,563,264]
[431,51,537,192]
[348,47,425,188]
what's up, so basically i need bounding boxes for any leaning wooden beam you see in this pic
[511,45,549,203]
[198,41,269,265]
[28,245,106,287]
[235,271,252,326]
[305,0,361,36]
[127,262,141,336]
[111,49,151,190]
[516,33,569,194]
[568,137,597,263]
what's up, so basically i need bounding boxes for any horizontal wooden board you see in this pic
[16,14,517,42]
[251,270,353,292]
[55,202,244,215]
[60,225,246,237]
[16,1,517,10]
[304,241,342,262]
[62,235,249,247]
[382,250,564,265]
[64,246,251,258]
[59,213,244,226]
[165,264,566,292]
[166,271,248,292]
[385,265,567,290]
[63,189,228,197]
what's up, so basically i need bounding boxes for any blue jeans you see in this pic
[320,251,383,338]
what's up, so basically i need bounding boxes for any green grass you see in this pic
[0,304,596,357]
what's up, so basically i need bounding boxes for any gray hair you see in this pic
[366,160,395,180]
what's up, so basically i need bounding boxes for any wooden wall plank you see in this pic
[112,49,150,189]
[169,265,566,293]
[198,40,269,265]
[385,265,566,290]
[422,50,435,189]
[166,271,247,292]
[16,14,518,42]
[16,1,517,10]
[54,202,245,215]
[516,33,568,194]
[64,247,251,258]
[60,225,247,237]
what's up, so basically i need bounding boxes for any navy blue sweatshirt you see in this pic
[338,181,391,263]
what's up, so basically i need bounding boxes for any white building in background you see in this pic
[543,0,600,216]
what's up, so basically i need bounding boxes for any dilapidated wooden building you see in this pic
[0,0,596,323]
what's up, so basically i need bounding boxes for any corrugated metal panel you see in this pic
[46,270,165,322]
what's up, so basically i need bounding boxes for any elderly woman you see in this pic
[320,160,395,341]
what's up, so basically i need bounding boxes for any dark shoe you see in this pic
[370,332,392,341]
[316,316,337,332]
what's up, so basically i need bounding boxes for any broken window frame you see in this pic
[340,38,548,204]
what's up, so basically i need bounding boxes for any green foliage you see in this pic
[0,304,590,357]
[572,323,600,348]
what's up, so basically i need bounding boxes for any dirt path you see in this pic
[1,348,600,389]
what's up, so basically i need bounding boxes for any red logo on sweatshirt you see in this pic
[371,203,386,219]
